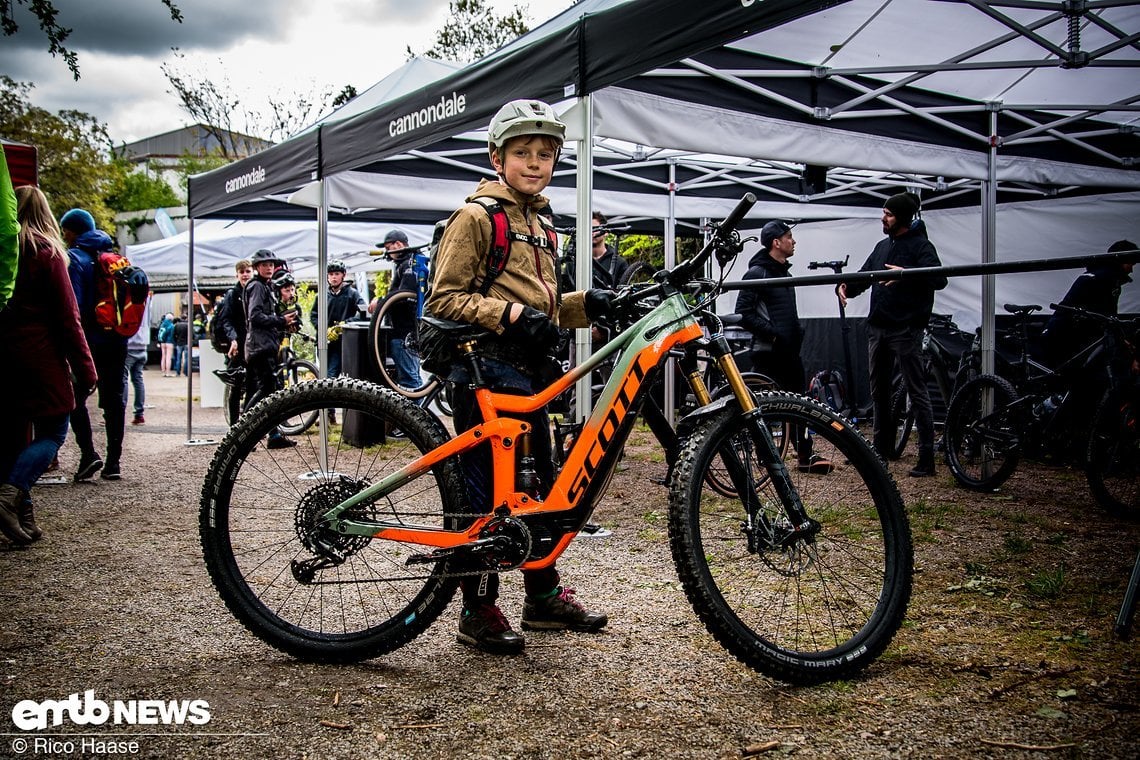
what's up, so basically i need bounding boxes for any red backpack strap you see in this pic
[471,197,510,296]
[470,197,559,296]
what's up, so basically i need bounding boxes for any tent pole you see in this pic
[664,159,677,427]
[980,106,998,376]
[186,216,195,443]
[573,94,594,423]
[316,178,329,474]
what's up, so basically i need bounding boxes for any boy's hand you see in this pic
[584,289,617,322]
[504,305,561,349]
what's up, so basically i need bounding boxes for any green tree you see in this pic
[1,0,182,79]
[0,75,116,228]
[104,158,181,212]
[416,0,531,63]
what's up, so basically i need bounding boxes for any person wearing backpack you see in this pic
[425,99,617,656]
[837,192,947,477]
[157,312,175,377]
[212,258,252,423]
[60,208,128,482]
[735,220,832,475]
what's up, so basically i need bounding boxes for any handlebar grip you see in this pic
[718,192,757,234]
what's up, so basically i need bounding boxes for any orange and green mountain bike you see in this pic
[199,194,913,685]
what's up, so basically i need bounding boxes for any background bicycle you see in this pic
[944,303,1139,517]
[220,333,319,433]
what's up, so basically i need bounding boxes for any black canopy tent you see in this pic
[180,0,1139,436]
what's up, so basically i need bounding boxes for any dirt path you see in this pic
[1,370,1138,759]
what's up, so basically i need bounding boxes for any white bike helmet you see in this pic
[487,99,566,155]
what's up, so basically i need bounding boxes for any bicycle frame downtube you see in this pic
[323,293,702,556]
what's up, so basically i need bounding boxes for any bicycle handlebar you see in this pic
[607,193,756,317]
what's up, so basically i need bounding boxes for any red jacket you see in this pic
[0,235,97,418]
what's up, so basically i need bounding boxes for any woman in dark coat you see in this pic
[0,186,97,545]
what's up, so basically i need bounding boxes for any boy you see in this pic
[309,260,366,380]
[214,258,253,423]
[242,248,297,449]
[426,99,615,655]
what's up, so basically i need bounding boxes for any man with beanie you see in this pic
[837,193,947,477]
[60,208,129,481]
[736,220,831,474]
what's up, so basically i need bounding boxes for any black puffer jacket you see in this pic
[243,275,285,359]
[845,220,947,328]
[734,250,803,351]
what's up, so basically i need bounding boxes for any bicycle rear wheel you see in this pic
[277,359,320,435]
[200,379,467,663]
[944,375,1020,491]
[890,384,914,459]
[369,291,443,401]
[1086,383,1140,519]
[669,392,912,684]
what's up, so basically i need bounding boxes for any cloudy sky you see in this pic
[2,0,573,145]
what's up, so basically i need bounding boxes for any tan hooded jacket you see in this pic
[426,178,588,334]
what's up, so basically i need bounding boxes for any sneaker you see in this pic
[266,434,298,450]
[0,484,32,545]
[522,587,608,632]
[457,605,525,655]
[100,462,121,481]
[132,414,145,425]
[74,453,103,482]
[797,454,834,475]
[579,522,613,538]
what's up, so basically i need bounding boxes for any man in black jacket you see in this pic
[838,193,947,476]
[736,220,831,474]
[242,249,297,449]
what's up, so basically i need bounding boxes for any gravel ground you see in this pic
[2,369,1139,759]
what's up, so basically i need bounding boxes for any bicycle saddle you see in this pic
[1003,303,1042,315]
[420,315,490,341]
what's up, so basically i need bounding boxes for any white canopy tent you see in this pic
[125,218,433,279]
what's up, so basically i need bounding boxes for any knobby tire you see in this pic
[200,379,467,663]
[668,391,912,684]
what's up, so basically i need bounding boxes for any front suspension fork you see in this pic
[707,336,817,541]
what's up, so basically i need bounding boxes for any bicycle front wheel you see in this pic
[944,374,1020,491]
[669,392,912,684]
[200,378,468,663]
[1086,383,1140,519]
[890,384,914,459]
[277,359,320,435]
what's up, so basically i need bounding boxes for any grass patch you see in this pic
[1025,565,1067,599]
[1002,533,1032,555]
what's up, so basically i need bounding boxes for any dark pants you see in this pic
[71,341,128,467]
[242,350,278,414]
[225,351,246,423]
[751,348,813,460]
[868,324,934,458]
[449,359,559,608]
